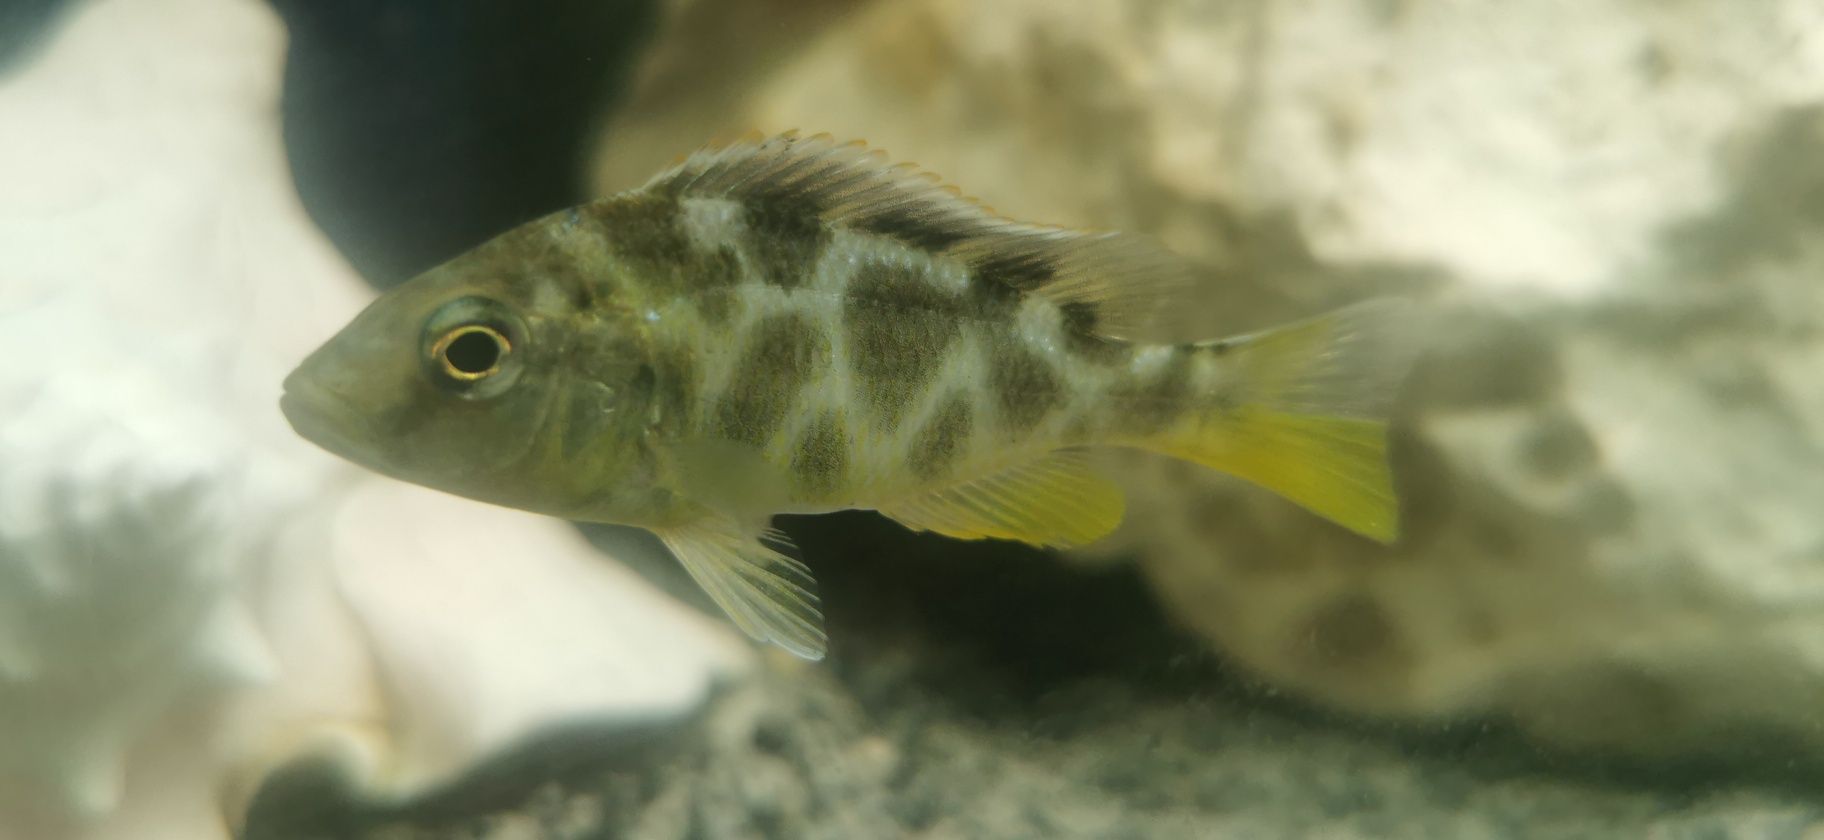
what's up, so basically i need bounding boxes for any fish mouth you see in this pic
[279,375,384,469]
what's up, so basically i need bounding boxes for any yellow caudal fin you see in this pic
[1153,412,1398,541]
[1141,299,1419,543]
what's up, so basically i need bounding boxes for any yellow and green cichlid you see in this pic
[281,131,1417,660]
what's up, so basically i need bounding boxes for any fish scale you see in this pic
[280,130,1418,661]
[652,194,1093,507]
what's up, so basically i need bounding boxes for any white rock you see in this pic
[592,0,1824,753]
[0,0,750,837]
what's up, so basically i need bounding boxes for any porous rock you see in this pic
[591,0,1824,754]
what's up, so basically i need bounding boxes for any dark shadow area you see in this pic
[269,0,660,289]
[0,0,72,74]
[241,706,712,840]
[787,511,1228,699]
[787,510,1824,803]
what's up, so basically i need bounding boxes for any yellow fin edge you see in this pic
[1148,411,1399,543]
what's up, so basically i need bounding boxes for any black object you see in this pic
[270,0,659,288]
[0,0,73,73]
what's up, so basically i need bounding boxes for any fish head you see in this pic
[280,219,624,515]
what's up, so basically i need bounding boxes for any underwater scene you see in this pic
[4,0,1824,838]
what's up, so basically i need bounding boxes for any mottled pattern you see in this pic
[691,245,744,324]
[1116,346,1195,434]
[1058,301,1128,363]
[592,195,745,305]
[989,340,1064,434]
[790,412,850,499]
[844,259,964,429]
[591,194,686,275]
[744,195,829,289]
[908,395,973,480]
[516,218,599,311]
[964,260,1032,316]
[713,313,830,447]
[595,140,1241,516]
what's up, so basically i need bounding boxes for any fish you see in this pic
[279,130,1418,661]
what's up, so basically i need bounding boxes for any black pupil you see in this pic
[445,330,502,375]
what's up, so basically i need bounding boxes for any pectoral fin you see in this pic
[876,450,1126,549]
[656,520,827,660]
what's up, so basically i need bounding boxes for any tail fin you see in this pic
[1140,299,1418,543]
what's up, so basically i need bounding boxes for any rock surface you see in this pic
[590,0,1824,755]
[250,604,1824,840]
[0,1,747,837]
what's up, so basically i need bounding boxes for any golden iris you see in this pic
[433,324,510,381]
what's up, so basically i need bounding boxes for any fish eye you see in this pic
[421,297,527,399]
[434,324,509,380]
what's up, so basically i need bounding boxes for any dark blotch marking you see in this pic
[500,220,598,311]
[844,259,964,428]
[964,267,1024,317]
[631,363,657,394]
[714,314,829,447]
[565,274,595,311]
[743,193,830,290]
[693,244,743,325]
[1059,300,1129,364]
[853,204,975,252]
[588,195,746,303]
[790,412,849,499]
[591,193,685,270]
[989,341,1064,434]
[909,395,973,481]
[963,249,1057,319]
[1114,344,1193,434]
[1059,300,1099,333]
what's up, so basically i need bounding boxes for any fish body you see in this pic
[281,132,1417,660]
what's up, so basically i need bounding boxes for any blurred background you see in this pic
[4,0,1824,837]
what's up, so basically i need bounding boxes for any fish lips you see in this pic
[279,372,385,469]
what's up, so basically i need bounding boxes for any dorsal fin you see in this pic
[640,131,1196,339]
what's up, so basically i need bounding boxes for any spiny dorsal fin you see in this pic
[876,450,1126,549]
[656,517,827,660]
[641,130,1196,339]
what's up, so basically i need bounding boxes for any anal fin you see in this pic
[656,520,827,660]
[876,450,1126,549]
